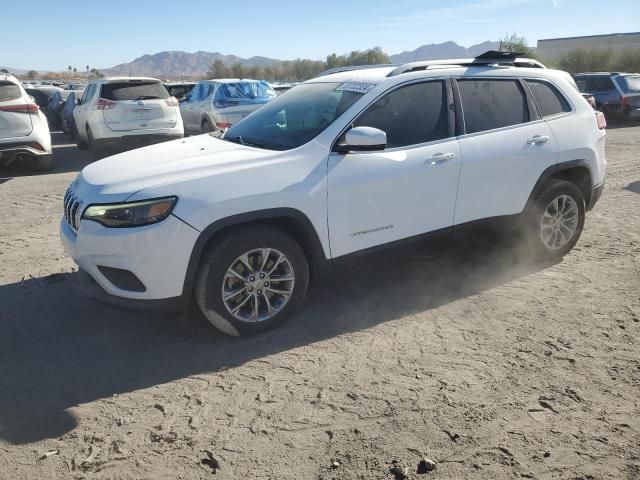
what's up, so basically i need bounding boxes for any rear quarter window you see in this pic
[526,80,571,117]
[100,81,169,101]
[0,82,21,101]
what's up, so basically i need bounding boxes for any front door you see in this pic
[328,79,462,258]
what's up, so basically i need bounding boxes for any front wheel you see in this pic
[524,179,585,260]
[201,119,214,134]
[194,224,309,336]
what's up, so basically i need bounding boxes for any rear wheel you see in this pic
[194,224,309,336]
[87,127,104,161]
[524,179,585,260]
[75,124,87,149]
[201,119,214,134]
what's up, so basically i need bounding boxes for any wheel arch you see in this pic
[181,208,329,299]
[527,160,594,210]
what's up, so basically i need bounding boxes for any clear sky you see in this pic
[2,0,639,71]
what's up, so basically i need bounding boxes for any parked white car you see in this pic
[61,53,607,336]
[0,73,52,171]
[72,77,183,159]
[180,79,276,136]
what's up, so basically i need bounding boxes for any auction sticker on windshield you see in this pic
[336,82,376,94]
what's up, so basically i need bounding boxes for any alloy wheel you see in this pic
[540,194,579,250]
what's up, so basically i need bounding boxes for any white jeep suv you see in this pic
[73,77,183,160]
[0,73,52,171]
[60,52,606,336]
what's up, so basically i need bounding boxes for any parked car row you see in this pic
[0,73,53,170]
[573,72,640,120]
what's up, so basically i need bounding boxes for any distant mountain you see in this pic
[102,51,280,78]
[389,41,501,64]
[102,41,502,78]
[0,66,27,75]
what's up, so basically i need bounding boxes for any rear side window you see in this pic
[354,80,448,148]
[581,77,615,92]
[458,79,529,134]
[100,81,169,101]
[526,80,571,117]
[0,81,21,101]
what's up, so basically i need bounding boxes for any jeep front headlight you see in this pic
[82,197,177,228]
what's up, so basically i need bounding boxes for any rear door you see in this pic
[100,80,177,132]
[454,78,557,225]
[0,80,33,139]
[180,82,201,133]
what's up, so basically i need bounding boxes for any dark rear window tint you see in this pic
[100,81,169,101]
[526,80,571,117]
[0,82,21,101]
[575,76,616,92]
[458,79,529,134]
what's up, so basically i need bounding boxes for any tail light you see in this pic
[30,141,46,152]
[0,103,39,113]
[595,111,607,130]
[215,122,231,129]
[165,97,179,107]
[96,98,116,110]
[620,95,629,109]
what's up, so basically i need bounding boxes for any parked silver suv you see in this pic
[180,79,276,136]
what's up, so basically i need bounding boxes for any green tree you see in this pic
[499,33,536,58]
[207,59,230,78]
[615,49,640,74]
[26,70,38,79]
[558,48,611,73]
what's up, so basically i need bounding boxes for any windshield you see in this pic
[218,81,276,101]
[224,82,365,151]
[617,75,640,94]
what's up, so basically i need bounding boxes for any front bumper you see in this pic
[93,133,183,156]
[60,214,199,302]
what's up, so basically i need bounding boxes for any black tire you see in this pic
[201,119,214,134]
[87,127,104,161]
[524,179,585,260]
[194,224,309,336]
[75,124,88,149]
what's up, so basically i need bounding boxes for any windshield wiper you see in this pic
[226,135,266,149]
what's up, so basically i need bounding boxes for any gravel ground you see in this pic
[0,128,639,480]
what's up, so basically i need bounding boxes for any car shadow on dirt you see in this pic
[0,132,88,178]
[0,231,554,445]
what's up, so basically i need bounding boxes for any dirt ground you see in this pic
[0,127,639,480]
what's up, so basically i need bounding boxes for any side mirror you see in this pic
[335,126,387,153]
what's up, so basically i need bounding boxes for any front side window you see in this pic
[586,77,615,92]
[458,79,529,134]
[526,80,571,117]
[224,82,365,151]
[353,80,448,149]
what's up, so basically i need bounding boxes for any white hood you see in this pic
[74,135,284,202]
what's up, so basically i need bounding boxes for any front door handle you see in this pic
[427,152,456,164]
[527,135,551,145]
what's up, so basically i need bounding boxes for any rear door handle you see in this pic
[526,135,551,145]
[427,152,456,164]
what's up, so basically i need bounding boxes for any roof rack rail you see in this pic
[387,51,546,77]
[314,64,396,78]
